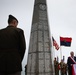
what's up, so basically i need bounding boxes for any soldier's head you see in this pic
[54,57,56,61]
[8,14,18,27]
[61,59,63,62]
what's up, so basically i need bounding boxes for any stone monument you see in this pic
[26,0,54,75]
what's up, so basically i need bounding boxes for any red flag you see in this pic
[52,37,59,50]
[60,37,72,46]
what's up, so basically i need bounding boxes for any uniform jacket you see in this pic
[0,26,26,74]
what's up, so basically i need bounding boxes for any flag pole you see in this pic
[51,37,55,60]
[60,45,62,61]
[50,36,55,74]
[53,45,55,59]
[60,36,62,61]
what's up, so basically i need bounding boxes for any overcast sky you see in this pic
[0,0,76,70]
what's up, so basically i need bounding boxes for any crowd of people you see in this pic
[54,51,76,75]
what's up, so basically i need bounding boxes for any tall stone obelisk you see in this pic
[27,0,54,75]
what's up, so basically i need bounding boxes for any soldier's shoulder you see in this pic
[0,27,7,31]
[16,27,23,32]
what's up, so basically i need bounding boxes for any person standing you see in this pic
[67,51,76,75]
[0,15,26,75]
[54,57,59,75]
[60,59,67,75]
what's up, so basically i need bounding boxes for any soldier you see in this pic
[0,15,26,75]
[60,59,67,75]
[54,57,59,75]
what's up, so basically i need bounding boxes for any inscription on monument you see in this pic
[44,43,49,51]
[45,59,51,72]
[39,10,47,20]
[38,42,43,51]
[39,60,44,72]
[38,31,43,42]
[39,53,44,59]
[44,31,49,42]
[38,21,48,30]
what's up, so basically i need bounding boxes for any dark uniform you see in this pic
[0,15,26,74]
